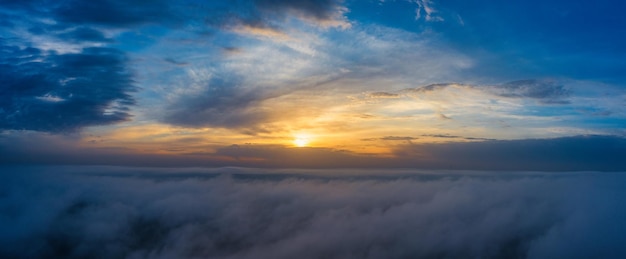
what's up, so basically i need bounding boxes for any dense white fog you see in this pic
[1,166,625,258]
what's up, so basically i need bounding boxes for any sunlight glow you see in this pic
[293,134,311,147]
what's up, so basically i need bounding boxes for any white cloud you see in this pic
[413,0,444,22]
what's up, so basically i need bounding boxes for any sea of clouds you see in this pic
[1,166,625,259]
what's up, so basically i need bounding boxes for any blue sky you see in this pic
[0,0,625,169]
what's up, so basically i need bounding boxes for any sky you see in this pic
[1,0,626,170]
[2,2,626,257]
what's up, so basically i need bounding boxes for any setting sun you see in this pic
[293,134,311,147]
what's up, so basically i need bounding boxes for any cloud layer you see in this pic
[1,134,624,171]
[1,167,626,258]
[0,0,349,133]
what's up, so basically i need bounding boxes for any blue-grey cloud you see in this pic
[161,76,275,130]
[5,0,345,31]
[394,135,626,171]
[163,57,189,66]
[1,134,624,171]
[367,92,400,98]
[0,44,135,132]
[1,167,626,258]
[53,0,173,27]
[213,144,377,167]
[405,83,460,93]
[404,80,570,104]
[379,136,417,141]
[421,134,494,141]
[494,79,570,104]
[254,0,345,21]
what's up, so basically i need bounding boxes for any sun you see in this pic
[293,134,311,147]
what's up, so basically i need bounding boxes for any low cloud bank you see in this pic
[1,167,626,258]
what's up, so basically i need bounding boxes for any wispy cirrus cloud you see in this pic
[157,24,472,131]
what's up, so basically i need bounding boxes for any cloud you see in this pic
[393,135,626,171]
[2,0,350,58]
[412,0,444,22]
[367,92,400,98]
[53,0,174,27]
[380,136,417,141]
[0,45,136,132]
[404,83,468,94]
[437,112,452,120]
[163,57,189,66]
[2,132,624,171]
[362,136,417,142]
[403,80,570,105]
[253,0,349,27]
[493,79,571,104]
[49,0,348,34]
[160,75,277,130]
[212,145,383,168]
[421,134,494,141]
[159,24,473,130]
[230,24,290,39]
[1,167,626,258]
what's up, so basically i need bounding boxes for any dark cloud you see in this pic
[0,133,382,168]
[360,136,417,141]
[437,113,452,120]
[1,166,626,258]
[424,134,462,138]
[0,0,41,12]
[406,83,459,93]
[494,79,571,104]
[208,0,347,31]
[222,47,244,55]
[53,0,173,27]
[1,0,347,133]
[2,0,347,50]
[14,0,345,31]
[163,57,189,66]
[213,145,381,168]
[1,133,624,171]
[368,92,400,98]
[0,45,135,132]
[401,80,573,106]
[422,134,494,141]
[380,136,417,141]
[161,76,274,130]
[254,0,345,22]
[394,135,626,171]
